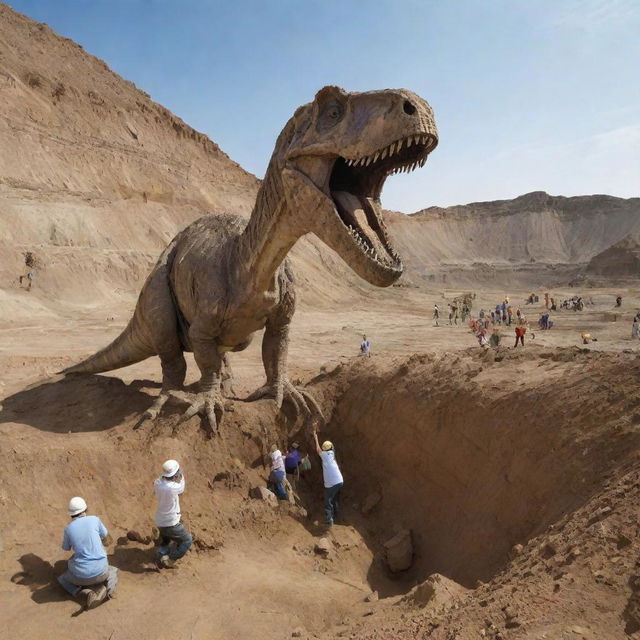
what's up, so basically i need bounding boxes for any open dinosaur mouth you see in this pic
[329,134,437,270]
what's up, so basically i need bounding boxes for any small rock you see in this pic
[126,530,151,544]
[384,529,413,572]
[362,492,382,514]
[364,590,378,602]
[249,486,278,506]
[291,628,305,638]
[314,538,332,555]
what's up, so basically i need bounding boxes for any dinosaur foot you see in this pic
[246,380,325,431]
[134,390,223,437]
[176,390,224,438]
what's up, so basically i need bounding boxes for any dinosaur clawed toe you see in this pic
[246,379,325,432]
[134,389,223,438]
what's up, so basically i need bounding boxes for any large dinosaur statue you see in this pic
[63,86,438,434]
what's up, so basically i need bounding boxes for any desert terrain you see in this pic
[1,5,640,640]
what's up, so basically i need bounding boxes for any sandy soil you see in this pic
[1,284,639,640]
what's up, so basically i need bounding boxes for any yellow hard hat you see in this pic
[321,440,333,451]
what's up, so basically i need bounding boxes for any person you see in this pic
[477,329,489,348]
[632,319,639,340]
[514,325,526,348]
[154,459,193,568]
[312,431,343,528]
[268,445,289,499]
[433,304,439,326]
[489,329,501,348]
[360,334,371,357]
[57,497,118,609]
[581,332,591,344]
[616,295,623,308]
[284,442,303,475]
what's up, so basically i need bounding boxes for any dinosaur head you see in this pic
[280,86,438,286]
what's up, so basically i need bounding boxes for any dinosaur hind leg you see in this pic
[141,351,187,422]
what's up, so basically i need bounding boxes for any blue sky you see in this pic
[10,0,640,210]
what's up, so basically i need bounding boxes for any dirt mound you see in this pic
[586,231,640,280]
[388,191,640,288]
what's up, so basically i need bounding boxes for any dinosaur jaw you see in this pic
[326,133,437,286]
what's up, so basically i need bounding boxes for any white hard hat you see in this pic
[68,496,87,517]
[162,459,180,477]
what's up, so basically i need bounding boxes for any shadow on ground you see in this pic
[0,375,159,432]
[11,553,68,605]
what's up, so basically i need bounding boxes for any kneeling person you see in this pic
[154,459,193,568]
[58,496,118,609]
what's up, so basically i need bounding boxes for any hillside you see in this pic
[0,3,375,327]
[389,191,640,287]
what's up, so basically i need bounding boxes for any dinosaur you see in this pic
[63,86,438,435]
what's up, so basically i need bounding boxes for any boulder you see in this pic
[249,486,278,505]
[384,529,413,572]
[314,537,332,556]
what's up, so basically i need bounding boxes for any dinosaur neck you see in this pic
[237,160,301,291]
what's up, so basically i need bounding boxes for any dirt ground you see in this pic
[1,284,639,640]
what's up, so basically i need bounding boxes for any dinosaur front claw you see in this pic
[246,379,325,431]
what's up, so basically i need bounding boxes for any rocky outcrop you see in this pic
[586,231,640,279]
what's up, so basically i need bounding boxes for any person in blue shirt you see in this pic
[57,497,118,609]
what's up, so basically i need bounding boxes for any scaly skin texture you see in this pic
[63,86,438,435]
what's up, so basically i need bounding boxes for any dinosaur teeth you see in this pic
[373,151,380,163]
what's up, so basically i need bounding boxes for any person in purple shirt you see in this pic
[284,442,303,474]
[58,496,118,609]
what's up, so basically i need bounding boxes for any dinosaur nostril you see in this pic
[403,100,416,115]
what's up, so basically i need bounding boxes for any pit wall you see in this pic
[313,347,640,587]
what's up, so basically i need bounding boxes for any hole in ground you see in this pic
[309,350,640,596]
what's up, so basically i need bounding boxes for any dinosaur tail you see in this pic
[62,317,153,375]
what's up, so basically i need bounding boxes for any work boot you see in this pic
[82,585,107,610]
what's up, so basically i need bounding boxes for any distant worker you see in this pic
[360,334,371,357]
[57,497,117,609]
[632,319,639,340]
[312,431,343,528]
[154,459,193,569]
[616,295,623,308]
[433,304,440,326]
[268,444,289,500]
[514,325,526,348]
[581,332,591,344]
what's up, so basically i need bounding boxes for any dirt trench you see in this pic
[310,347,640,593]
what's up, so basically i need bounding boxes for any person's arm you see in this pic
[98,519,112,546]
[312,431,322,457]
[170,473,185,494]
[61,529,71,551]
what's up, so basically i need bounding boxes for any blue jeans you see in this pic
[269,469,288,500]
[324,482,343,526]
[157,522,193,561]
[58,565,118,597]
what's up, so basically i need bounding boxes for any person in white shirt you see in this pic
[154,459,192,568]
[268,445,288,499]
[312,431,344,527]
[360,334,371,357]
